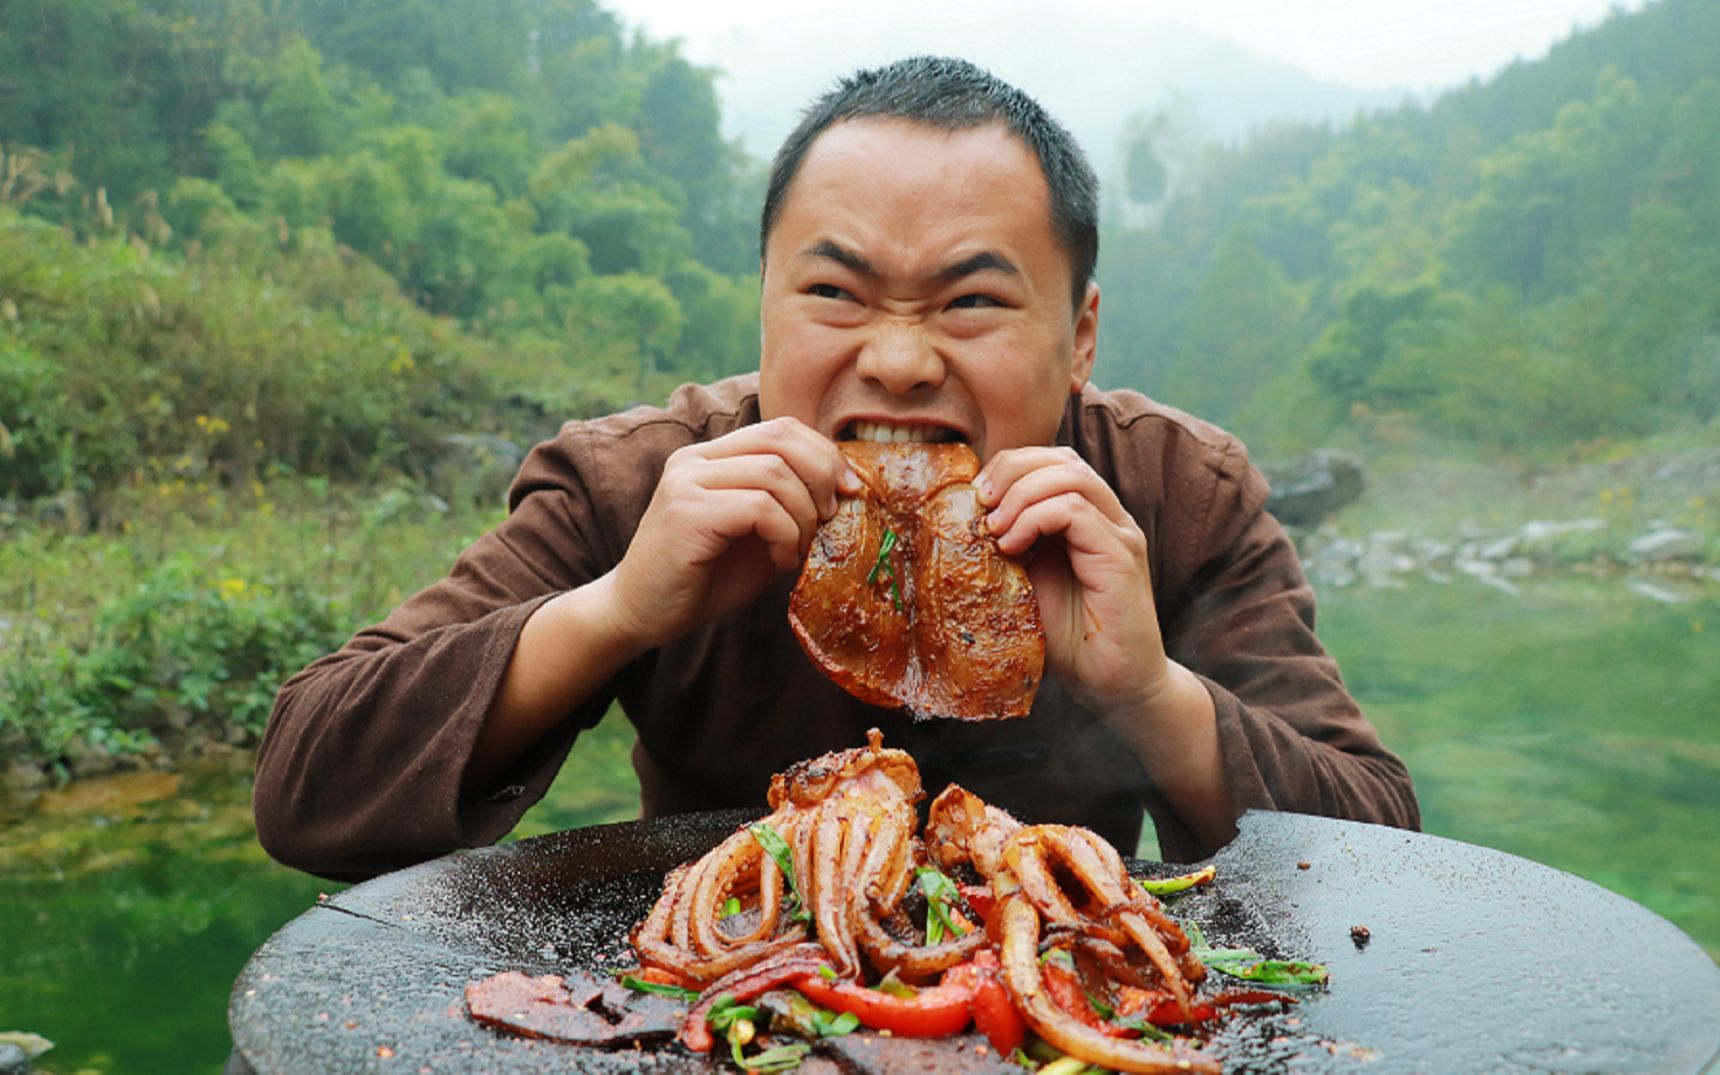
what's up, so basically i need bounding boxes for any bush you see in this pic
[1,551,350,762]
[0,206,505,499]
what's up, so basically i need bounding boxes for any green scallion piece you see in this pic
[619,975,700,1003]
[750,823,812,924]
[866,528,904,611]
[916,866,967,945]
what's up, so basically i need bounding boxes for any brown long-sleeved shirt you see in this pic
[255,375,1418,880]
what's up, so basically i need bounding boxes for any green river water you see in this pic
[2,576,1716,1074]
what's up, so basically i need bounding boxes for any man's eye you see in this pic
[947,294,1002,310]
[808,283,853,300]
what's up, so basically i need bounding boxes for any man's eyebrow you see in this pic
[937,250,1019,281]
[799,239,877,277]
[796,241,1018,282]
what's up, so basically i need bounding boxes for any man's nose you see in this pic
[855,321,945,394]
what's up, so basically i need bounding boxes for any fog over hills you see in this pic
[656,3,1421,179]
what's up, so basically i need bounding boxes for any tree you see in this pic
[1163,229,1306,427]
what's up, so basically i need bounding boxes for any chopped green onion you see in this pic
[873,967,918,999]
[916,866,967,945]
[1085,991,1115,1020]
[723,896,742,918]
[1137,864,1216,896]
[731,1036,811,1072]
[816,965,837,981]
[866,528,904,611]
[758,988,859,1040]
[750,823,812,924]
[1180,921,1329,988]
[1206,959,1329,987]
[866,528,898,584]
[618,975,700,1003]
[1113,1017,1174,1042]
[812,1009,860,1037]
[706,995,762,1034]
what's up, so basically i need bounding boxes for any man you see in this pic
[255,57,1418,881]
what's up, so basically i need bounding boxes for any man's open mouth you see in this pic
[838,421,965,444]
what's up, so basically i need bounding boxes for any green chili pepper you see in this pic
[1205,959,1329,987]
[1180,922,1328,988]
[1137,864,1216,896]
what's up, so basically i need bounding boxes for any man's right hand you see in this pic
[470,418,858,790]
[600,416,862,652]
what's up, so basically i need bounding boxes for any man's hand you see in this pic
[471,418,857,791]
[977,446,1169,716]
[977,446,1236,849]
[603,417,861,652]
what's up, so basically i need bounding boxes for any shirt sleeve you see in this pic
[252,437,622,881]
[1150,439,1421,863]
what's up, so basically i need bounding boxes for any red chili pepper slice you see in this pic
[963,952,1025,1056]
[680,953,829,1052]
[1041,959,1135,1038]
[632,965,698,991]
[959,884,996,923]
[1211,988,1295,1009]
[792,970,975,1038]
[1144,998,1218,1026]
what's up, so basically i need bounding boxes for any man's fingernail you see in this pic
[839,467,863,494]
[976,480,993,505]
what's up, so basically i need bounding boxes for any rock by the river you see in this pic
[1628,528,1701,563]
[0,1042,29,1075]
[430,433,526,507]
[1263,450,1366,528]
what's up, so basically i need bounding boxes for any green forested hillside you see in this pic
[0,0,760,500]
[1101,0,1720,459]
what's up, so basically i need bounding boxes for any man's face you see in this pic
[758,119,1098,463]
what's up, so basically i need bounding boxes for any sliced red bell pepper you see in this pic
[791,971,975,1038]
[961,952,1025,1056]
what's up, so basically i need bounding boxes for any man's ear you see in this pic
[1069,281,1099,393]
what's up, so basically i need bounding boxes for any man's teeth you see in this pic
[851,422,948,443]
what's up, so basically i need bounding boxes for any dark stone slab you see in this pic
[231,810,1720,1073]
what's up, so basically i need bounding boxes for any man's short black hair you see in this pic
[761,56,1099,311]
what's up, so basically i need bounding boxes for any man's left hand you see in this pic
[976,446,1172,720]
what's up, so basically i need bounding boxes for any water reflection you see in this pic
[1319,575,1720,961]
[0,754,327,1075]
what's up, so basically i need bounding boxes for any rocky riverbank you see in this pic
[1296,518,1717,597]
[1266,442,1719,598]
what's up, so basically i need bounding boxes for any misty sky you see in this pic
[609,0,1644,92]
